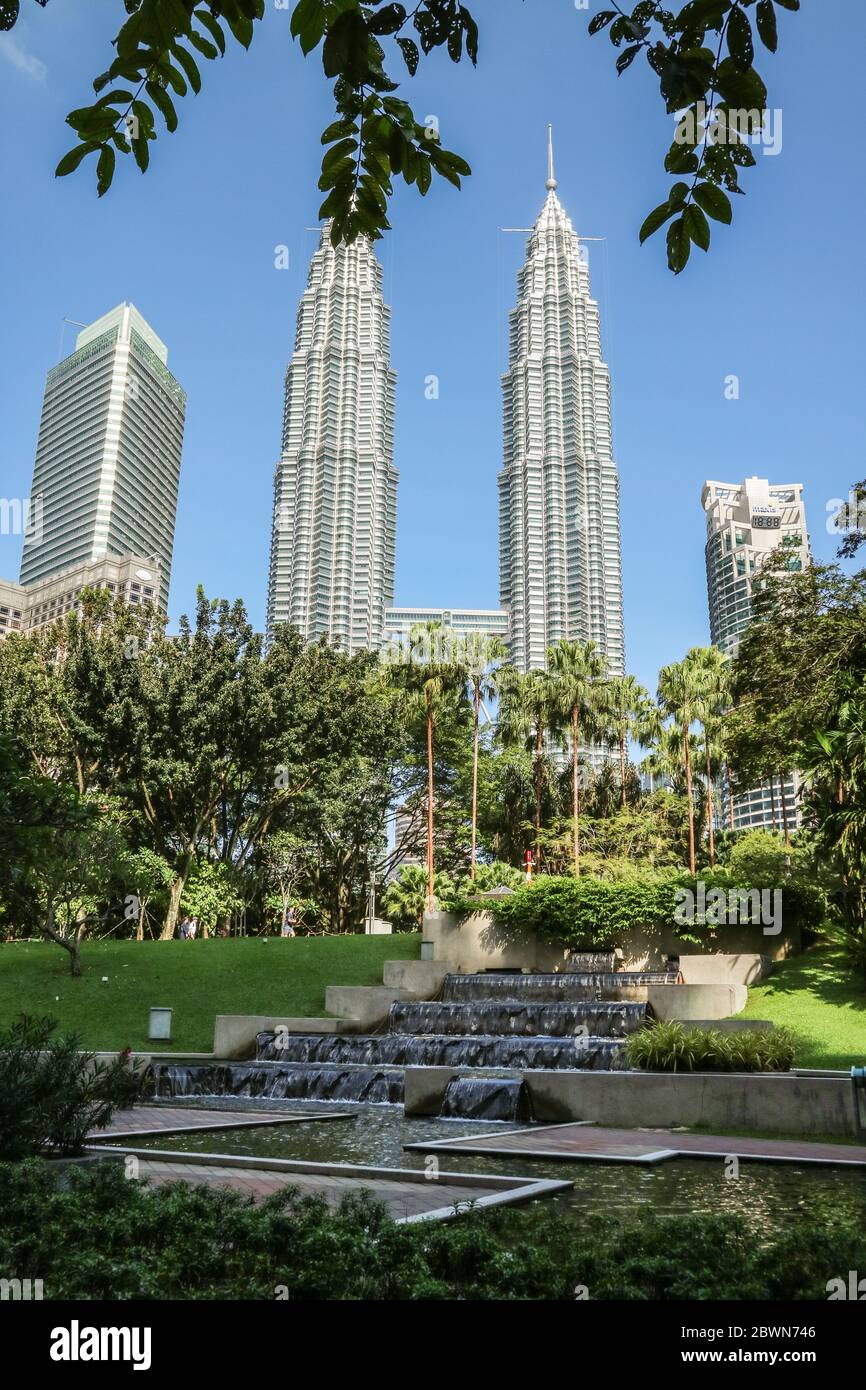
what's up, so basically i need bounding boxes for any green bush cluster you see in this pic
[0,1015,141,1160]
[622,1020,797,1073]
[486,876,679,950]
[1,1159,862,1300]
[476,868,826,952]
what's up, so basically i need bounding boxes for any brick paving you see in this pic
[406,1122,866,1168]
[90,1105,353,1140]
[132,1158,536,1222]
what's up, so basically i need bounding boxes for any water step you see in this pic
[149,1061,404,1105]
[440,972,678,1003]
[388,1000,648,1038]
[255,1031,625,1071]
[439,1075,533,1122]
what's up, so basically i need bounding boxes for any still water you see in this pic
[106,1098,866,1234]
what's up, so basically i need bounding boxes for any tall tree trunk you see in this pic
[725,762,735,830]
[534,722,543,873]
[705,739,715,868]
[426,704,435,912]
[769,776,778,832]
[619,728,627,809]
[572,707,581,876]
[684,725,696,875]
[779,770,791,846]
[136,897,146,942]
[162,849,193,939]
[470,682,480,880]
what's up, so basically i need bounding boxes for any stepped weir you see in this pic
[149,952,661,1120]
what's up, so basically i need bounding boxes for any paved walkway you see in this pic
[405,1122,866,1168]
[132,1158,510,1221]
[90,1105,354,1141]
[97,1150,570,1223]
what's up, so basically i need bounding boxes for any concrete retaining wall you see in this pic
[382,959,450,998]
[404,1066,858,1136]
[526,1070,858,1138]
[647,982,748,1020]
[423,911,797,975]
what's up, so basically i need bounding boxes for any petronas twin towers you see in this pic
[267,131,625,676]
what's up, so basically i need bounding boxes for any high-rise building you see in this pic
[702,476,808,655]
[498,130,625,678]
[266,227,398,651]
[702,475,810,832]
[382,606,509,647]
[19,303,186,608]
[0,554,163,642]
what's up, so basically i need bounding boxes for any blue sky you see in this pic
[1,0,864,699]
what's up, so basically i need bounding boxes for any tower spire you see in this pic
[546,124,557,191]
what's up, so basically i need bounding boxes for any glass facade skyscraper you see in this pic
[19,302,186,609]
[266,227,398,651]
[498,131,625,677]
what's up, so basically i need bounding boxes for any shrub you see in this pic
[0,1014,141,1159]
[622,1020,797,1073]
[0,1159,862,1300]
[487,876,680,950]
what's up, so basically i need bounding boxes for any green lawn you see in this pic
[0,933,421,1054]
[741,946,866,1070]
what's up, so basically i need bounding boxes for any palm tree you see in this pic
[547,640,608,875]
[657,658,704,875]
[396,622,466,912]
[603,674,652,809]
[459,633,508,880]
[684,646,730,868]
[498,666,555,874]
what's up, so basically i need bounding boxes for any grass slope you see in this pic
[741,946,866,1070]
[0,934,421,1054]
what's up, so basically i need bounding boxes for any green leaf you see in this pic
[694,181,733,223]
[588,11,617,36]
[396,36,419,75]
[322,9,370,84]
[756,0,778,52]
[715,56,767,110]
[727,5,754,72]
[96,144,116,198]
[321,119,358,144]
[665,142,699,174]
[639,200,676,244]
[666,217,691,274]
[189,30,219,61]
[146,81,178,133]
[616,44,641,75]
[55,142,101,179]
[773,0,799,9]
[195,7,226,56]
[171,44,202,95]
[684,202,711,251]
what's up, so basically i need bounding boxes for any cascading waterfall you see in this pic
[146,957,664,1111]
[388,1000,648,1038]
[255,1030,626,1069]
[440,971,677,1003]
[149,1060,404,1105]
[439,1075,533,1122]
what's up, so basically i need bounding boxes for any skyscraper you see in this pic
[702,475,809,831]
[19,303,186,608]
[702,476,809,655]
[266,227,398,651]
[498,130,625,676]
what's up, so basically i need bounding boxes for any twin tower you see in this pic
[266,133,625,677]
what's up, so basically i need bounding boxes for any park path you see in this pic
[405,1121,866,1167]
